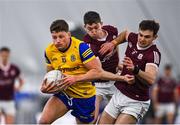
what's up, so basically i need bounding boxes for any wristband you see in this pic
[132,65,140,75]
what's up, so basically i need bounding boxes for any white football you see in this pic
[44,70,62,85]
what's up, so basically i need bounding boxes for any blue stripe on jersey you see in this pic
[44,51,51,64]
[79,43,94,62]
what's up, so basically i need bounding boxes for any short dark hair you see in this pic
[0,46,10,52]
[50,19,69,33]
[164,64,172,70]
[84,11,101,25]
[139,20,160,35]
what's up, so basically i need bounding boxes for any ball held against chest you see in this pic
[44,70,62,84]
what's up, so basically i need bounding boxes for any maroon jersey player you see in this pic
[98,20,161,124]
[0,47,24,124]
[83,11,119,123]
[152,64,178,124]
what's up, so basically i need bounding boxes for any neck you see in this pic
[137,42,153,49]
[98,29,107,39]
[59,39,71,52]
[2,61,8,66]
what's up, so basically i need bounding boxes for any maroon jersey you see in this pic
[157,76,177,103]
[115,32,161,101]
[0,64,20,100]
[83,25,119,82]
[178,81,180,98]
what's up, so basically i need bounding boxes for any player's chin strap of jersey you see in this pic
[63,91,73,106]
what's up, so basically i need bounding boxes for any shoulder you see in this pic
[83,34,92,43]
[127,32,138,42]
[71,37,82,43]
[79,42,95,63]
[152,44,161,55]
[45,43,55,53]
[11,63,19,69]
[103,25,117,31]
[79,42,93,56]
[10,63,21,73]
[79,42,90,51]
[44,43,57,63]
[147,44,161,60]
[143,43,161,68]
[103,25,118,35]
[71,37,84,48]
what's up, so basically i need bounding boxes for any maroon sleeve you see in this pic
[14,65,21,77]
[103,25,118,37]
[127,32,138,45]
[173,79,177,88]
[83,35,91,43]
[146,50,161,67]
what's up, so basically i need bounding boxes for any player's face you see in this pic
[0,51,10,63]
[51,31,71,51]
[138,30,157,48]
[165,68,172,77]
[84,23,103,39]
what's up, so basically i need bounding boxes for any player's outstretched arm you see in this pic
[61,57,135,88]
[99,30,129,55]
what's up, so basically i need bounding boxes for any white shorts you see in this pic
[95,81,116,97]
[0,100,16,115]
[104,89,150,121]
[155,103,175,117]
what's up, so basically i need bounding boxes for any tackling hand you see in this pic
[99,42,115,55]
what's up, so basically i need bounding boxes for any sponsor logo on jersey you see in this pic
[137,54,143,60]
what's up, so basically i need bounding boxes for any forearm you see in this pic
[100,70,125,81]
[136,70,156,85]
[75,69,102,82]
[152,87,158,104]
[111,30,127,46]
[75,69,125,82]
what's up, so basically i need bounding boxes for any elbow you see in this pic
[95,68,104,79]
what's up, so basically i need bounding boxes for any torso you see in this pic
[84,25,119,82]
[115,32,161,101]
[0,64,20,100]
[45,37,96,98]
[157,76,177,103]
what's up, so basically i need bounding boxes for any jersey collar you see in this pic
[136,41,155,50]
[0,62,10,72]
[58,38,72,53]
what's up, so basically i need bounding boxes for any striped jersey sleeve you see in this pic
[147,50,161,67]
[79,42,95,64]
